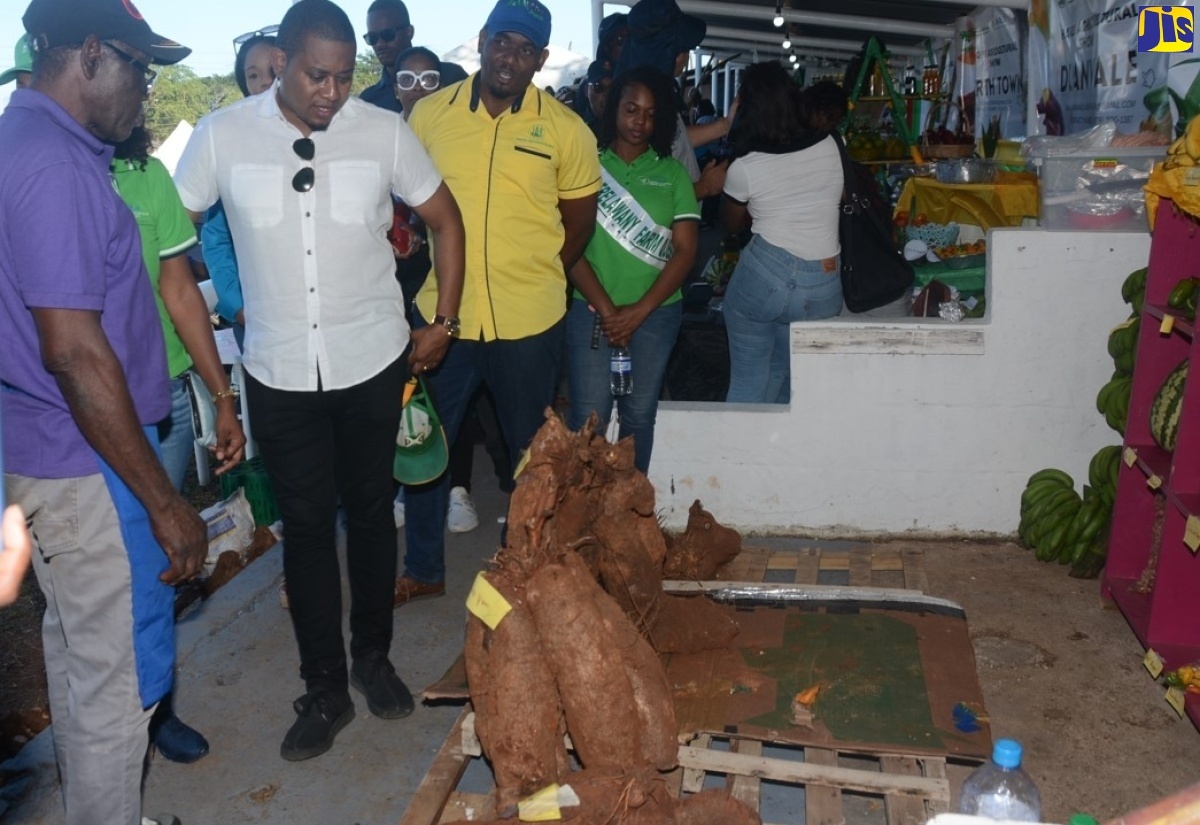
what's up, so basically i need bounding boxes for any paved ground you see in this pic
[2,470,1198,824]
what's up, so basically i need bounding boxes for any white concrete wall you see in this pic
[650,228,1151,537]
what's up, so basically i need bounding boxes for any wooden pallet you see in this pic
[401,545,949,825]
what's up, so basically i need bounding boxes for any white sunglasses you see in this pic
[395,69,440,91]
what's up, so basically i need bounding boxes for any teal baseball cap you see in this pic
[0,35,32,86]
[393,377,448,486]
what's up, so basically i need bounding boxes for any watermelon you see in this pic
[1150,361,1189,451]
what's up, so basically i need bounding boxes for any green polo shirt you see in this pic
[111,156,198,379]
[577,147,700,307]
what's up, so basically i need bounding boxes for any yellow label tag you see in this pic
[518,783,564,821]
[1124,447,1137,468]
[1148,474,1163,490]
[465,572,512,630]
[513,448,530,479]
[1185,516,1200,554]
[1144,649,1165,678]
[1161,315,1176,334]
[1166,686,1187,717]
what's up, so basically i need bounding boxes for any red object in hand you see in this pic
[387,200,420,257]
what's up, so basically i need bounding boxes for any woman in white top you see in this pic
[721,62,844,404]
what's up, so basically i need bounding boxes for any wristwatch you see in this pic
[433,314,461,338]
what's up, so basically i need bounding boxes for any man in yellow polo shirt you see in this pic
[398,0,600,603]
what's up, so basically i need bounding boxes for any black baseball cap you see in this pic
[23,0,191,65]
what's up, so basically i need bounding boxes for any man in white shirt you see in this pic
[174,0,464,762]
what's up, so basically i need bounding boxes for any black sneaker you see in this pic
[279,690,354,762]
[350,653,414,720]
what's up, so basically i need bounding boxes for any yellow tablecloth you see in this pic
[896,174,1039,230]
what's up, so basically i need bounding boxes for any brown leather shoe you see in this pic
[393,575,445,608]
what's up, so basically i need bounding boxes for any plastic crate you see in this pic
[218,457,279,527]
[1032,146,1165,231]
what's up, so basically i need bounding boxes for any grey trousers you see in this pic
[6,473,156,825]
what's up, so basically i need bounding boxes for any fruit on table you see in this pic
[1150,360,1189,451]
[922,126,974,145]
[933,241,986,258]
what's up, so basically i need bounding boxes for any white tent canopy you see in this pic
[442,41,591,93]
[152,120,193,176]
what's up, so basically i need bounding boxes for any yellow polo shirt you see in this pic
[408,75,601,341]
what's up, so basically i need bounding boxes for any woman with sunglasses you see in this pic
[203,27,279,352]
[110,124,247,764]
[389,46,484,535]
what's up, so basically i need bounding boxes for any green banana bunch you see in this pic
[1087,445,1122,506]
[1069,521,1111,579]
[1107,317,1140,375]
[1121,267,1148,314]
[1018,470,1084,561]
[1096,374,1133,434]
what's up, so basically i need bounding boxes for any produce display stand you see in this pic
[402,547,953,825]
[1102,199,1200,729]
[845,36,947,163]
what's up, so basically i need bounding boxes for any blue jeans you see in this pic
[723,235,843,404]
[157,376,194,493]
[402,313,564,584]
[566,299,681,474]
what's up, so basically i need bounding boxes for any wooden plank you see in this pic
[681,733,712,793]
[794,549,821,585]
[848,549,872,588]
[438,792,494,824]
[880,755,931,825]
[738,547,772,582]
[677,745,949,801]
[804,747,845,825]
[723,546,770,581]
[766,551,800,570]
[871,549,904,572]
[727,739,764,811]
[901,548,929,593]
[791,324,986,356]
[818,553,850,572]
[923,758,950,815]
[398,708,473,825]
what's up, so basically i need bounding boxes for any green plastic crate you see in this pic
[218,457,280,527]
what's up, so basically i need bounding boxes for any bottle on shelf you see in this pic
[958,739,1042,822]
[903,65,917,97]
[610,346,633,397]
[923,64,941,97]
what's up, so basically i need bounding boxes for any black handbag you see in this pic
[834,136,914,313]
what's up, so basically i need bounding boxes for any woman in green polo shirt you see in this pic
[566,66,700,474]
[111,125,246,764]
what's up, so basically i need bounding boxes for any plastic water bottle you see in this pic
[610,346,632,396]
[959,739,1042,822]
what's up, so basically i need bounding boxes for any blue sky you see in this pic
[1,0,605,108]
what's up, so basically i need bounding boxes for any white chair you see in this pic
[192,280,257,486]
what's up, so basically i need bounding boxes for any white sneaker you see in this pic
[143,815,181,825]
[446,486,478,533]
[393,488,405,528]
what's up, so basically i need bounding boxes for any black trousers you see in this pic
[245,358,405,694]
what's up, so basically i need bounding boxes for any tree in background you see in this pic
[143,53,387,143]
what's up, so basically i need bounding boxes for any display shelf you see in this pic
[1103,199,1200,731]
[1144,304,1196,340]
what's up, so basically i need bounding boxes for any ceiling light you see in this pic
[773,3,784,27]
[789,49,798,63]
[782,29,792,49]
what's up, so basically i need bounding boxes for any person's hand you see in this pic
[210,403,246,477]
[149,496,207,585]
[408,324,453,376]
[696,158,729,200]
[0,505,32,607]
[599,304,648,349]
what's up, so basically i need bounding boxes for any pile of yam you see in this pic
[464,413,759,822]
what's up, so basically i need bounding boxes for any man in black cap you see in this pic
[579,58,612,134]
[0,2,201,824]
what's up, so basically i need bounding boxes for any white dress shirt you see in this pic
[174,91,442,391]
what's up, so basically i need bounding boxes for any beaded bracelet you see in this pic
[212,389,238,403]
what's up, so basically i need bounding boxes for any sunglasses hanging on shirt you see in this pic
[292,138,315,193]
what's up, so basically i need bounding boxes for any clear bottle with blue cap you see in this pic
[958,738,1042,821]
